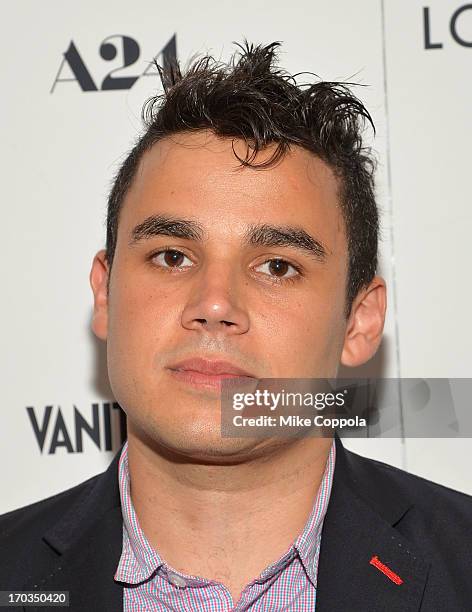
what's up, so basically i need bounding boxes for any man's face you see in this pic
[92,131,354,460]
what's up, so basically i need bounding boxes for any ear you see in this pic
[341,275,387,367]
[89,249,109,341]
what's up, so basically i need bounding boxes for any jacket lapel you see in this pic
[316,436,430,611]
[26,447,125,612]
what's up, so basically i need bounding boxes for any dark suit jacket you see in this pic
[1,436,471,611]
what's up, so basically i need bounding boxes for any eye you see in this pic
[151,249,193,269]
[255,258,300,280]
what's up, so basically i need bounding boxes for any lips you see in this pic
[167,357,257,392]
[168,357,255,378]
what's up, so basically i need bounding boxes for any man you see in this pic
[1,41,471,611]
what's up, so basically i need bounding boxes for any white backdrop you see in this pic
[1,0,471,513]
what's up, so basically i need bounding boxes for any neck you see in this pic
[126,424,333,600]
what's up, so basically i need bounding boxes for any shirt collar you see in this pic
[293,439,336,586]
[114,441,164,584]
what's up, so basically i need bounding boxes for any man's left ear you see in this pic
[341,275,387,367]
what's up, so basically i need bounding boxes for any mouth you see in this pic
[166,357,257,392]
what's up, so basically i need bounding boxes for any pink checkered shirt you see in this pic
[114,440,336,611]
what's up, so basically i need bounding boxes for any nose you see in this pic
[181,266,250,335]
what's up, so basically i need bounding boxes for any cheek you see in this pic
[107,278,174,369]
[293,305,336,347]
[105,278,180,413]
[265,290,346,376]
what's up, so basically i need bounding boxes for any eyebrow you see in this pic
[129,214,328,262]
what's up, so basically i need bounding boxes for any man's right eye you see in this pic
[151,249,193,269]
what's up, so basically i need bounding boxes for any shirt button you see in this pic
[168,572,187,588]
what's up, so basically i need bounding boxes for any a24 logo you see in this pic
[50,33,177,93]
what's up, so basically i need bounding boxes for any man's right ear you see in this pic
[89,249,109,341]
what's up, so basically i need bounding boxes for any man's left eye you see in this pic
[255,259,299,279]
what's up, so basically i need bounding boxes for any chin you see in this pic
[142,419,273,464]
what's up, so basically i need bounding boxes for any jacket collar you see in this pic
[37,436,429,611]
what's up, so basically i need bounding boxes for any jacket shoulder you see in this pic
[0,449,123,592]
[347,447,472,529]
[0,472,102,547]
[366,452,471,501]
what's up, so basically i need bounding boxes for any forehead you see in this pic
[121,130,345,245]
